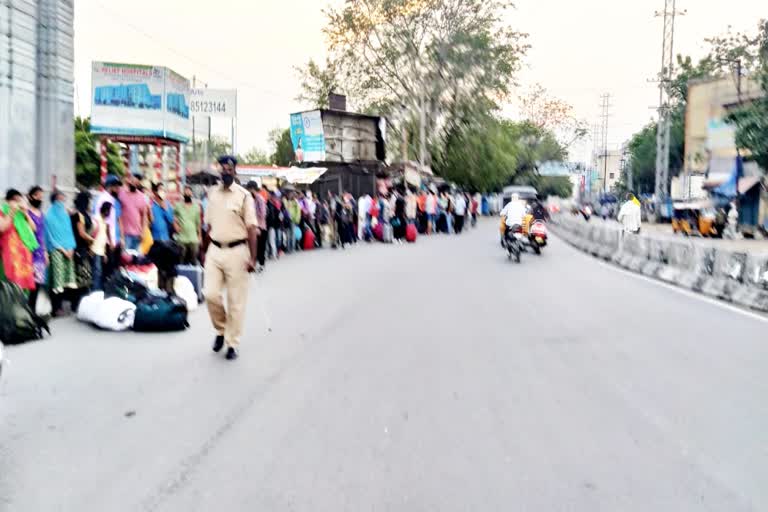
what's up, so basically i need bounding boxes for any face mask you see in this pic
[29,198,42,208]
[129,185,137,192]
[184,195,193,203]
[221,174,235,187]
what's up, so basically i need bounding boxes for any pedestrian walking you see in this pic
[204,155,259,361]
[726,200,740,239]
[174,185,202,265]
[266,190,282,258]
[617,193,642,235]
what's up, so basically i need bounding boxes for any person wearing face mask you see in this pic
[149,182,175,243]
[174,185,202,265]
[0,188,37,291]
[46,190,78,315]
[204,155,259,361]
[27,186,49,308]
[119,173,150,251]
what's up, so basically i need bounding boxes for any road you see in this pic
[1,219,767,512]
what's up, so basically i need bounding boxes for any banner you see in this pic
[90,61,191,142]
[190,89,237,119]
[290,110,326,162]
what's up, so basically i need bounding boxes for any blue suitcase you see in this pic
[176,265,204,303]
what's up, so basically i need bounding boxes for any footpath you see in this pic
[551,215,768,313]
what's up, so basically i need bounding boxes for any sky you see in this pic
[74,0,766,161]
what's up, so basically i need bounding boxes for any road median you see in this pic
[551,215,768,313]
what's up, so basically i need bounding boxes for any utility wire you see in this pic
[91,0,288,98]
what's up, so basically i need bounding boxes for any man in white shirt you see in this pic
[500,194,526,228]
[617,193,642,234]
[425,192,437,234]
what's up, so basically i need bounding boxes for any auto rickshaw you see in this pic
[672,201,722,237]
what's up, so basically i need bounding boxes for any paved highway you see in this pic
[1,220,766,511]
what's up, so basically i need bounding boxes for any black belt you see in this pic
[211,239,246,249]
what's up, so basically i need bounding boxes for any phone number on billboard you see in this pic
[190,100,229,114]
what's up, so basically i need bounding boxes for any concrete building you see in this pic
[0,0,75,193]
[593,149,622,194]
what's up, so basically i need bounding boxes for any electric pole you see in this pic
[599,93,612,194]
[654,0,686,214]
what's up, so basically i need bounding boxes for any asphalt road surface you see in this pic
[1,220,767,512]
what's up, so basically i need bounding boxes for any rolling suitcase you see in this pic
[176,265,204,303]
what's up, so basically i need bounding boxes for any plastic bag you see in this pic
[35,289,52,318]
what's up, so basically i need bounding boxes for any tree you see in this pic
[74,117,124,188]
[536,176,573,198]
[268,128,295,166]
[295,58,345,109]
[238,147,271,165]
[519,83,587,151]
[321,0,529,164]
[721,20,768,171]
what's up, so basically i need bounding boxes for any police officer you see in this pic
[204,155,259,360]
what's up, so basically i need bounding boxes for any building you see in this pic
[1,1,75,193]
[593,149,622,193]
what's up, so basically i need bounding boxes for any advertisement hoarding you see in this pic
[90,61,191,142]
[190,88,237,119]
[290,110,326,162]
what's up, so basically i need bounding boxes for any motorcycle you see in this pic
[504,225,524,263]
[528,220,548,255]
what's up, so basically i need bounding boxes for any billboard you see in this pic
[290,110,326,162]
[190,88,237,119]
[90,62,191,142]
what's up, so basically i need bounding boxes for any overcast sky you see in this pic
[74,0,765,161]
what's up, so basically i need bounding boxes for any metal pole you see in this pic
[231,117,236,155]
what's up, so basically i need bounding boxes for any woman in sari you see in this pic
[27,186,48,309]
[45,190,77,315]
[71,192,95,301]
[0,189,37,291]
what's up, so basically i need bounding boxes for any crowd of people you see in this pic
[0,171,485,321]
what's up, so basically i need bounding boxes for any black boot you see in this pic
[212,335,224,353]
[225,347,238,360]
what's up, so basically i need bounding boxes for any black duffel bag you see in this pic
[133,293,189,332]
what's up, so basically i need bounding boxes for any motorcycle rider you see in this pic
[529,195,549,222]
[500,193,527,241]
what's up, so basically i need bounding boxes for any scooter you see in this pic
[528,220,548,255]
[504,225,524,263]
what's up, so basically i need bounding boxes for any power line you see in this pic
[91,0,287,98]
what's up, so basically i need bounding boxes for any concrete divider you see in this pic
[550,215,768,313]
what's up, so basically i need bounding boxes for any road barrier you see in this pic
[551,215,768,313]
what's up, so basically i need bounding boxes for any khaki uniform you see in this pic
[204,183,258,348]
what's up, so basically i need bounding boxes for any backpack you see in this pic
[0,282,50,344]
[133,293,189,332]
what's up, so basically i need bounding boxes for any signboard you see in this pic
[290,110,326,162]
[90,61,191,142]
[164,68,191,142]
[190,88,237,119]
